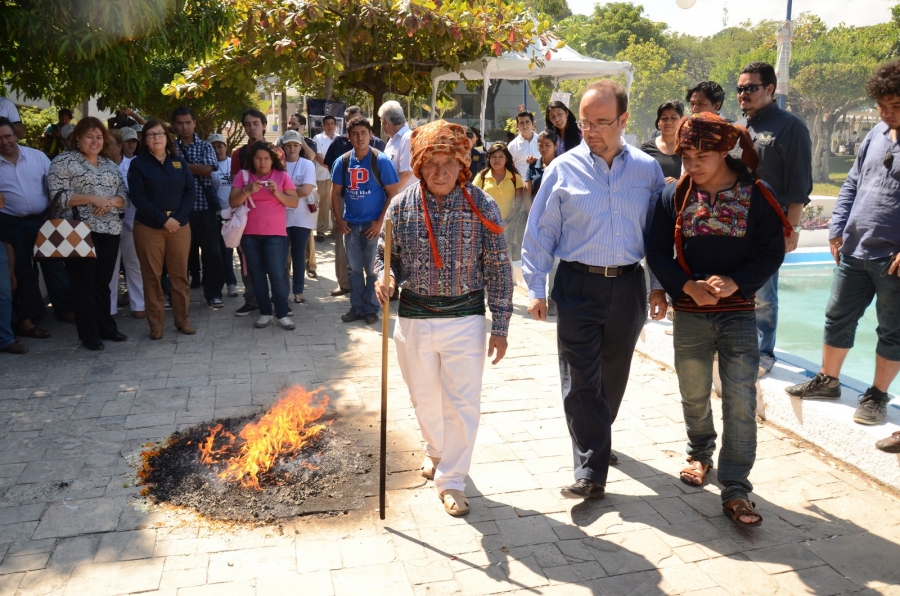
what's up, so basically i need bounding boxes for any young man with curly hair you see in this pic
[786,60,900,445]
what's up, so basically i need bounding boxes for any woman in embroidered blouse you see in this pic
[646,113,790,528]
[47,117,129,351]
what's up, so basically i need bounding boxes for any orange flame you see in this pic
[197,385,329,489]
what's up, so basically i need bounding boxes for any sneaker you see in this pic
[286,308,293,317]
[235,304,258,317]
[227,284,239,297]
[853,387,889,425]
[364,313,379,324]
[276,317,295,330]
[341,309,363,323]
[560,479,605,499]
[255,315,273,328]
[785,373,841,399]
[164,297,172,310]
[208,298,224,309]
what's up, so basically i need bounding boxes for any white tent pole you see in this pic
[480,61,489,137]
[430,81,438,122]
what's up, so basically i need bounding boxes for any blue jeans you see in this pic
[240,235,289,318]
[287,227,312,295]
[824,254,900,361]
[755,270,779,371]
[220,238,237,286]
[0,213,73,318]
[673,310,759,503]
[0,246,15,349]
[344,223,380,316]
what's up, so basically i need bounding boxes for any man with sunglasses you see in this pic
[738,61,813,376]
[522,80,668,500]
[786,61,900,436]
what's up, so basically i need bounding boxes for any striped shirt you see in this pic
[375,182,514,336]
[521,140,666,299]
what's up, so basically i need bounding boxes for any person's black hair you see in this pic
[344,106,362,120]
[516,111,535,123]
[58,108,74,120]
[537,130,557,145]
[655,100,685,130]
[725,155,756,183]
[141,119,177,156]
[291,113,307,125]
[244,140,285,173]
[346,116,372,133]
[866,60,900,100]
[685,81,725,108]
[171,106,197,122]
[740,62,777,98]
[0,117,14,137]
[545,101,581,153]
[241,108,267,127]
[505,131,516,143]
[322,115,337,125]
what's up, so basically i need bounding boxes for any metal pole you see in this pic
[779,0,793,110]
[379,219,393,520]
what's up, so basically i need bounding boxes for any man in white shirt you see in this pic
[507,111,540,181]
[313,115,338,242]
[208,133,238,298]
[0,117,73,321]
[378,101,415,191]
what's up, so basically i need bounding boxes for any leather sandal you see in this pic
[18,326,51,339]
[722,498,763,526]
[177,325,197,335]
[421,456,440,480]
[680,458,710,487]
[439,490,469,516]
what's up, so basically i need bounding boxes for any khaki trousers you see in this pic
[316,180,332,234]
[134,222,192,333]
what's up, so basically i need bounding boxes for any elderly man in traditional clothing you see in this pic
[375,120,513,516]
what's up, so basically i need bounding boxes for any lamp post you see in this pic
[677,0,793,108]
[778,0,793,109]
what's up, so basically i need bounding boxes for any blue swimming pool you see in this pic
[777,260,898,395]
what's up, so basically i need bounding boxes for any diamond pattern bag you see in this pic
[33,191,97,260]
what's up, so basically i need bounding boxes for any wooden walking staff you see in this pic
[379,219,393,520]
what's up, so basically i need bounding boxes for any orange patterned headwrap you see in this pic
[674,112,760,173]
[410,119,472,187]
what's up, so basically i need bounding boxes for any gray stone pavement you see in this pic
[1,242,900,595]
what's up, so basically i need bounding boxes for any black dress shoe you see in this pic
[609,450,619,465]
[101,332,128,342]
[82,340,105,351]
[560,479,605,499]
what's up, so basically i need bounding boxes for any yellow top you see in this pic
[473,169,523,219]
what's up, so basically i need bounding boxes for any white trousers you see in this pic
[394,315,487,493]
[109,229,145,314]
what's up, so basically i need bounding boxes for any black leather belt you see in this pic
[564,260,640,277]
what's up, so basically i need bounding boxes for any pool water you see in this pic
[777,266,899,395]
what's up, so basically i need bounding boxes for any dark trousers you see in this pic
[0,213,73,317]
[220,236,236,286]
[13,259,46,322]
[287,226,312,295]
[553,261,647,485]
[64,232,120,344]
[188,211,225,301]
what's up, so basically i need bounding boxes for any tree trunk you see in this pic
[324,76,334,101]
[280,86,288,131]
[483,80,502,123]
[810,108,831,183]
[370,83,388,138]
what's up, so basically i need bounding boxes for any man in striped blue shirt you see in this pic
[522,80,668,500]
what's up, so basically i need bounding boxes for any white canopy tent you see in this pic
[430,40,634,134]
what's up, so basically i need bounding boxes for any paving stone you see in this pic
[207,546,297,584]
[256,571,334,596]
[32,498,123,540]
[330,562,414,596]
[0,571,24,595]
[743,542,828,574]
[495,516,558,548]
[176,581,256,596]
[0,552,50,574]
[295,539,342,574]
[63,557,164,596]
[773,564,864,596]
[337,534,396,568]
[804,529,900,589]
[14,567,71,596]
[0,504,44,526]
[48,535,101,570]
[94,529,157,562]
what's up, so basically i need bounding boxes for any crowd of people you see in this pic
[0,57,898,518]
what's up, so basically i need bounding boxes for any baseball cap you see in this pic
[207,133,226,145]
[281,130,303,144]
[120,128,138,142]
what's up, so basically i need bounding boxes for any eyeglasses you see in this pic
[576,115,621,131]
[884,148,894,170]
[736,84,762,95]
[145,132,167,139]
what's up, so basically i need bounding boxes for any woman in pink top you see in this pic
[229,141,298,330]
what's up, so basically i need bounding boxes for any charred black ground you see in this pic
[139,414,378,523]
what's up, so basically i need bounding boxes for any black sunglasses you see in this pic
[736,84,762,95]
[884,148,894,170]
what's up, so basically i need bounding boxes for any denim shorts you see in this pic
[824,254,900,361]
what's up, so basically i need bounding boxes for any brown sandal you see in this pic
[722,498,763,526]
[18,326,50,339]
[680,458,710,486]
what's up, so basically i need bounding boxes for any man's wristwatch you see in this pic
[792,225,803,233]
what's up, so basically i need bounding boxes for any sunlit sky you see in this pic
[567,0,896,34]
